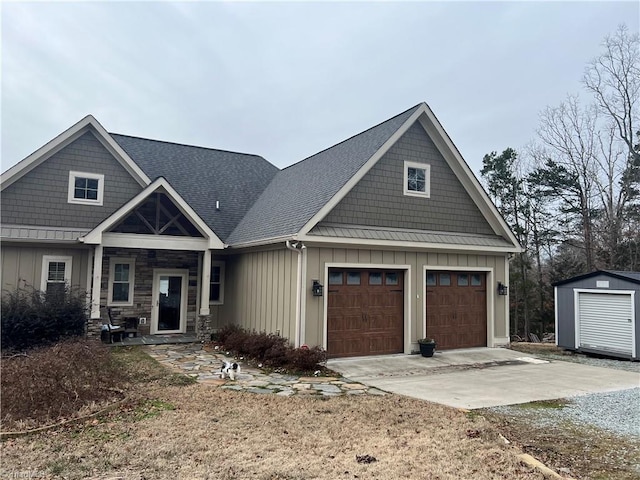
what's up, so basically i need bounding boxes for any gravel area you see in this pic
[532,351,640,373]
[488,348,640,438]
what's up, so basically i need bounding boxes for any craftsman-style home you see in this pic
[0,103,521,357]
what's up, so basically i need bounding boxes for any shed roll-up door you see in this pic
[578,292,633,356]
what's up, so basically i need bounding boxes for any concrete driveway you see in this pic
[326,348,640,409]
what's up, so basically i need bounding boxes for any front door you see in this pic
[151,269,188,334]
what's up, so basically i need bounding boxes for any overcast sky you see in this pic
[2,1,638,177]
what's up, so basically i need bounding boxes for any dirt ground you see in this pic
[2,344,636,479]
[0,347,543,480]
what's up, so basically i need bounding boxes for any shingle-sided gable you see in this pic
[1,131,143,229]
[226,104,422,245]
[111,135,278,242]
[319,122,495,235]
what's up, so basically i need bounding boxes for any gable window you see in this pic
[210,261,225,304]
[108,258,135,306]
[68,171,104,205]
[41,256,72,295]
[403,161,430,198]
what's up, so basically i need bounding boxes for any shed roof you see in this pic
[553,270,640,286]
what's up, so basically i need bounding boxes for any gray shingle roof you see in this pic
[226,104,422,245]
[111,135,278,242]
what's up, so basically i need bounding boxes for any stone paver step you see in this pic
[143,343,385,397]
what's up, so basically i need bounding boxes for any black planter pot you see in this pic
[419,342,436,357]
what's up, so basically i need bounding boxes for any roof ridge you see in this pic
[110,133,266,159]
[280,103,424,171]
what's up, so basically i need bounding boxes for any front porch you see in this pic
[104,332,199,346]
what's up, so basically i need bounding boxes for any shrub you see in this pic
[285,346,328,371]
[1,285,88,352]
[217,325,327,372]
[1,339,123,427]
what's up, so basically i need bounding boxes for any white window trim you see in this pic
[108,257,135,306]
[68,171,105,205]
[40,255,73,292]
[403,161,431,198]
[209,261,225,305]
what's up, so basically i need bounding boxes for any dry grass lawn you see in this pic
[0,347,543,480]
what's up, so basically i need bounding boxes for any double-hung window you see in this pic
[68,171,104,205]
[403,161,430,198]
[108,258,135,306]
[209,261,225,304]
[41,256,72,295]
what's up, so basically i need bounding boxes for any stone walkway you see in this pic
[144,343,386,397]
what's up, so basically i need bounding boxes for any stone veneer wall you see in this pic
[88,248,200,337]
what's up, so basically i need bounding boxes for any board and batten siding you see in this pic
[1,244,91,293]
[319,122,494,236]
[1,131,142,229]
[220,248,298,342]
[303,246,509,351]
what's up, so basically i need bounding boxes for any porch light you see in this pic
[312,280,323,297]
[497,282,508,296]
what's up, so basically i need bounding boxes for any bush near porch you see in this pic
[1,285,87,352]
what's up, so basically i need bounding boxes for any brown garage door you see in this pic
[327,269,404,358]
[426,271,487,350]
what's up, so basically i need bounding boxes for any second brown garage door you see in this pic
[426,271,487,350]
[327,269,404,358]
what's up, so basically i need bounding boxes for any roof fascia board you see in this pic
[1,115,150,190]
[552,270,640,286]
[81,177,224,249]
[297,104,428,237]
[416,108,522,251]
[296,233,520,253]
[227,234,296,250]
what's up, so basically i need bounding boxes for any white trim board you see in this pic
[1,115,150,190]
[81,177,224,249]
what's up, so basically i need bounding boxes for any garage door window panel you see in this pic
[347,272,361,285]
[329,272,343,285]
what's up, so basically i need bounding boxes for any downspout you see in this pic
[286,240,304,347]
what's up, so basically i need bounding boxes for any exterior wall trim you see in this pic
[81,177,224,249]
[322,262,412,354]
[150,268,189,334]
[40,255,73,292]
[1,115,150,190]
[101,233,209,251]
[298,234,519,253]
[423,265,496,348]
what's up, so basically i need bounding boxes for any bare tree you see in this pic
[535,96,600,271]
[584,24,640,162]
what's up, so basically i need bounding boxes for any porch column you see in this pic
[199,249,211,315]
[90,245,103,319]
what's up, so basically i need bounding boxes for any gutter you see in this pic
[286,240,306,347]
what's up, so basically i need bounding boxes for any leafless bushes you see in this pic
[216,325,327,372]
[1,339,123,429]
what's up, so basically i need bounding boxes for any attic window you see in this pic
[403,161,430,198]
[68,171,104,205]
